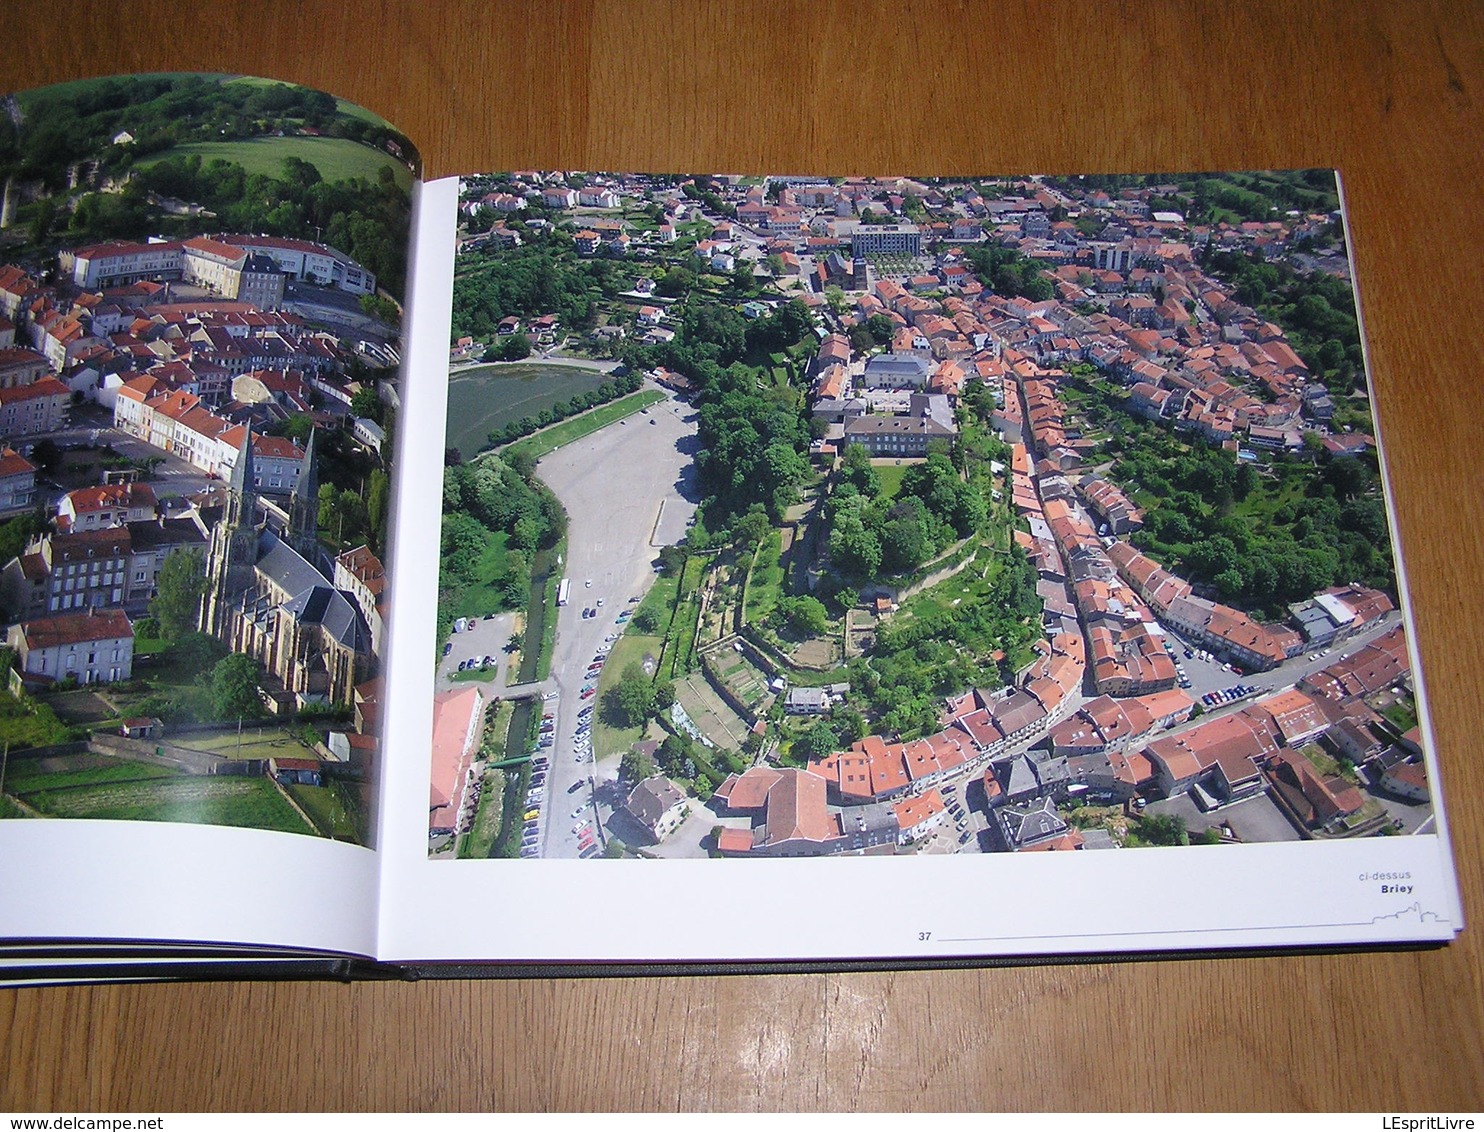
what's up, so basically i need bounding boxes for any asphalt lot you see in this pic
[1146,789,1303,844]
[531,390,701,858]
[435,611,516,692]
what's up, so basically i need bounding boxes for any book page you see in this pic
[0,74,416,959]
[375,172,1462,966]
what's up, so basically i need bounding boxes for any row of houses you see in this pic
[114,378,310,486]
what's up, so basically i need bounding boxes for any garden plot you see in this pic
[709,648,771,716]
[674,673,752,752]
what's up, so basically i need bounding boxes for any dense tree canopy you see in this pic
[1206,248,1363,396]
[965,245,1054,302]
[1116,437,1394,616]
[151,549,206,639]
[850,546,1040,738]
[825,451,986,581]
[210,653,264,719]
[451,235,628,340]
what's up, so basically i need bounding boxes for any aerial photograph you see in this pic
[429,169,1436,862]
[0,75,414,844]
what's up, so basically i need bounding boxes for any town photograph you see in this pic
[0,75,413,845]
[431,169,1436,863]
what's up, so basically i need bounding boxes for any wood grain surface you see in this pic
[2,0,1482,1112]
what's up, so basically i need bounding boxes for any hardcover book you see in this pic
[0,74,1462,982]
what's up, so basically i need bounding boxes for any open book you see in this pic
[0,74,1462,983]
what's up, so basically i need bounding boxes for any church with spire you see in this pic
[199,426,375,711]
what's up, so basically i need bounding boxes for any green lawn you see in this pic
[15,768,312,834]
[634,570,680,633]
[479,701,514,763]
[504,390,666,462]
[1382,701,1418,733]
[170,728,313,761]
[743,531,785,625]
[4,758,177,793]
[662,554,708,680]
[459,765,508,859]
[873,462,912,500]
[1231,471,1309,523]
[1297,743,1359,785]
[592,632,663,758]
[138,136,413,192]
[451,665,500,684]
[286,779,360,839]
[530,549,563,682]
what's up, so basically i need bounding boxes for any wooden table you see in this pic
[2,0,1482,1111]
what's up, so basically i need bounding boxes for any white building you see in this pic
[8,608,134,685]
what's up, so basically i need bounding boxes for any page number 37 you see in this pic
[917,931,932,941]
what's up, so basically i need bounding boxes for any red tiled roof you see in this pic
[0,447,36,478]
[429,687,482,814]
[17,609,133,649]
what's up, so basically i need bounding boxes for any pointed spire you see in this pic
[289,426,319,551]
[292,427,318,509]
[228,425,255,494]
[223,424,257,532]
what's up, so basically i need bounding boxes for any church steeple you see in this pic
[224,426,257,529]
[289,427,319,555]
[201,425,261,637]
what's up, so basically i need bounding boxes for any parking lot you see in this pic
[527,389,701,857]
[1144,789,1302,844]
[436,612,516,692]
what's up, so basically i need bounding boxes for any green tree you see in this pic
[366,467,390,548]
[277,414,315,445]
[486,334,531,362]
[620,745,657,784]
[602,663,656,728]
[210,652,263,719]
[350,385,382,421]
[794,720,839,761]
[29,439,61,473]
[657,544,688,574]
[775,595,829,637]
[0,511,45,570]
[1135,813,1189,847]
[865,314,893,345]
[656,266,695,298]
[657,733,692,777]
[840,443,881,496]
[733,506,772,550]
[631,605,662,633]
[151,549,206,639]
[829,515,882,578]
